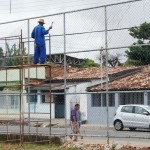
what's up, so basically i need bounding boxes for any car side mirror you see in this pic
[143,112,149,115]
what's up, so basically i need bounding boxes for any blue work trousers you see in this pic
[34,44,46,64]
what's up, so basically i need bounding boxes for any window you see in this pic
[55,94,64,105]
[120,93,144,105]
[11,95,19,109]
[27,90,37,103]
[109,93,115,107]
[92,94,101,107]
[92,93,115,107]
[0,96,5,109]
[121,106,133,113]
[0,95,19,109]
[134,106,148,115]
[41,90,54,103]
[102,94,106,107]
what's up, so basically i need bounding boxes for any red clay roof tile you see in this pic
[88,69,150,91]
[46,66,139,80]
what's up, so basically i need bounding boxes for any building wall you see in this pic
[66,79,105,120]
[0,90,55,119]
[0,91,20,119]
[24,90,55,119]
[87,92,149,125]
[0,67,45,82]
[87,94,117,125]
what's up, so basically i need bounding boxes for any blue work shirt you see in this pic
[31,24,49,46]
[70,109,77,122]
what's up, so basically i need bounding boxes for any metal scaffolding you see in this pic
[0,0,149,147]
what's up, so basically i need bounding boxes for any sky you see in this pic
[0,0,127,20]
[0,0,149,62]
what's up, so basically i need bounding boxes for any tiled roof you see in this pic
[25,65,149,91]
[30,83,75,91]
[88,68,150,91]
[25,78,43,86]
[46,66,140,81]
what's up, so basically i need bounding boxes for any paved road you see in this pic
[0,125,150,146]
[0,125,150,138]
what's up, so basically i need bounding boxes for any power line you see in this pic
[0,11,10,14]
[0,0,9,3]
[10,0,11,13]
[12,0,110,9]
[0,7,10,11]
[0,0,145,18]
[12,0,124,7]
[13,0,60,3]
[12,0,125,13]
[107,4,132,45]
[12,0,85,5]
[0,0,125,13]
[0,0,87,8]
[0,3,10,7]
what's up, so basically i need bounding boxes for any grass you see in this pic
[0,134,80,150]
[0,143,80,150]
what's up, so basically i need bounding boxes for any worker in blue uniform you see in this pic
[31,19,52,64]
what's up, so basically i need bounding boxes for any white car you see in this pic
[114,105,150,131]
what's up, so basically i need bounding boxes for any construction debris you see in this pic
[60,142,150,150]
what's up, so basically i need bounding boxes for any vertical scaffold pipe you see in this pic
[49,65,52,138]
[104,6,110,145]
[27,19,31,137]
[49,34,51,63]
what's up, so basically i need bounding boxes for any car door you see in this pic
[120,106,135,127]
[133,106,150,128]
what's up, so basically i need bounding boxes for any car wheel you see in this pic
[114,120,123,131]
[129,128,136,131]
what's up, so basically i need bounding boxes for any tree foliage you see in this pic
[0,47,4,58]
[129,22,150,40]
[80,58,99,68]
[5,43,27,66]
[0,47,4,66]
[125,22,150,66]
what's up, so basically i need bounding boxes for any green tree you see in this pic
[0,47,4,58]
[80,58,99,68]
[6,43,27,66]
[0,47,4,66]
[125,22,150,66]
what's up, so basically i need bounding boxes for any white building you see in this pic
[0,64,148,125]
[87,65,150,125]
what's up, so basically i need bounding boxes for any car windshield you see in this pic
[144,106,150,111]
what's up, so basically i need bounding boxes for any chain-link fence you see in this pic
[0,0,150,147]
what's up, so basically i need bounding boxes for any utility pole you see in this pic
[10,0,11,14]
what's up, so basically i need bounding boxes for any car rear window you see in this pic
[121,106,133,113]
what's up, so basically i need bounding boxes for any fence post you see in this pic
[100,47,103,106]
[20,29,24,148]
[63,13,67,140]
[104,6,110,145]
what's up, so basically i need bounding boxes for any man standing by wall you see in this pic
[70,104,82,141]
[31,19,52,64]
